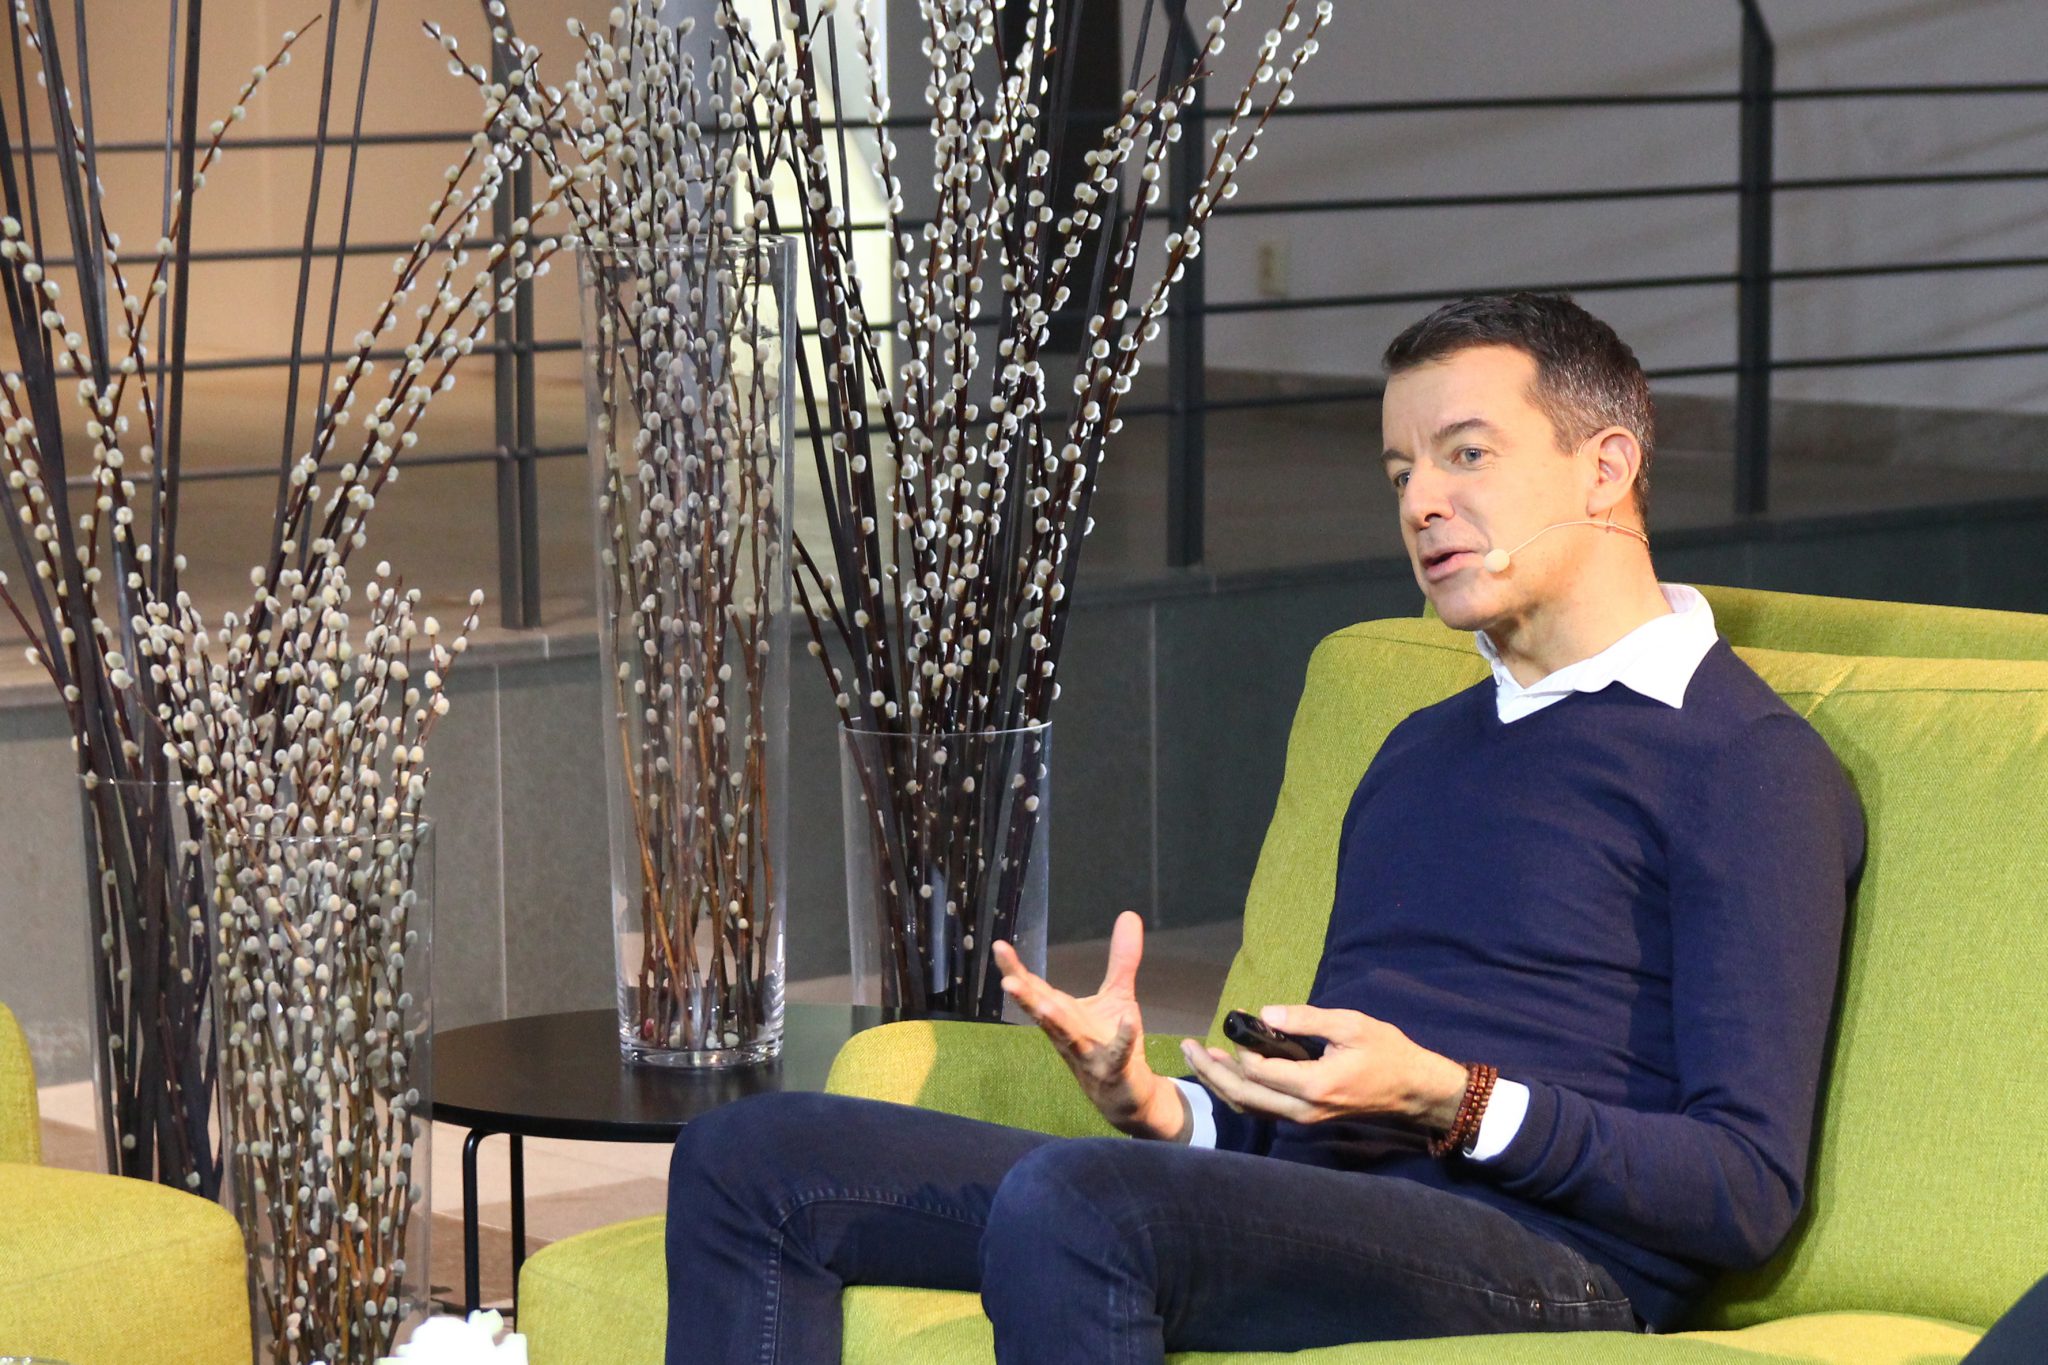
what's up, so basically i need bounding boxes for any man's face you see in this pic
[1380,344,1592,631]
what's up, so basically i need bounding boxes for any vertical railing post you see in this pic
[512,148,541,626]
[1165,17,1207,569]
[489,38,541,628]
[1734,0,1775,517]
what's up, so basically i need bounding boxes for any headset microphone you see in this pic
[1481,520,1649,573]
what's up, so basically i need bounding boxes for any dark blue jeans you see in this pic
[665,1091,1638,1364]
[1962,1271,2048,1363]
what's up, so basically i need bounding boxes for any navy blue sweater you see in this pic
[1204,639,1866,1331]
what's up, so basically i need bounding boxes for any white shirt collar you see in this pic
[1474,583,1719,724]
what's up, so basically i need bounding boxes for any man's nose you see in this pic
[1401,462,1454,531]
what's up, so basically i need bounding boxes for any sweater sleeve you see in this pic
[1196,1078,1278,1154]
[1471,711,1864,1270]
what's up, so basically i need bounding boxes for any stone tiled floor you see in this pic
[34,917,1244,1313]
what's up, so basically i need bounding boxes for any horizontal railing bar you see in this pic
[1776,253,2048,282]
[1216,183,1735,215]
[1768,340,2048,372]
[30,80,2048,156]
[61,442,588,491]
[1214,167,2048,217]
[28,236,524,269]
[1652,341,2048,380]
[23,129,480,155]
[1775,167,2048,192]
[1201,253,2048,315]
[1775,80,2048,102]
[1205,273,1733,314]
[2,336,576,385]
[1066,343,2048,413]
[1238,82,2048,118]
[173,338,581,374]
[1116,386,1385,419]
[1129,341,2048,400]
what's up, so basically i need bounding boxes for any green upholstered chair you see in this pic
[519,584,2048,1364]
[0,1001,251,1365]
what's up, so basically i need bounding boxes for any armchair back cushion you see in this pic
[1693,583,2048,660]
[1215,600,2048,1335]
[0,1000,40,1166]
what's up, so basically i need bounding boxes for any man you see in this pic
[665,293,1866,1363]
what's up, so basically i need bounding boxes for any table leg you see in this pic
[462,1127,493,1316]
[509,1133,528,1311]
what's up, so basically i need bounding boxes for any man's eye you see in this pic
[1391,471,1409,490]
[1456,447,1485,464]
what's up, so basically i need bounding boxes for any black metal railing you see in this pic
[1131,0,2048,559]
[22,3,2048,610]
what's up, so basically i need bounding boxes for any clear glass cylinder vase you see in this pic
[578,233,796,1067]
[206,820,434,1365]
[840,722,1051,1021]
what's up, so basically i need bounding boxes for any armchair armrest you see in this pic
[0,1002,42,1165]
[825,1020,1199,1140]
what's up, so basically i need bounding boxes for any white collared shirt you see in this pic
[1475,582,1719,723]
[1176,583,1721,1163]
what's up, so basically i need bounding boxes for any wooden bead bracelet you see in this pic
[1427,1062,1500,1159]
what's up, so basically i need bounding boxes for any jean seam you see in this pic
[1555,1243,1636,1311]
[760,1226,783,1365]
[771,1185,989,1232]
[1133,1215,1628,1315]
[1111,1250,1127,1365]
[1091,1140,1156,1365]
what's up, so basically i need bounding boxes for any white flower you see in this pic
[376,1309,527,1363]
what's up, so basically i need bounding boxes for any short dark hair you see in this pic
[1381,292,1655,524]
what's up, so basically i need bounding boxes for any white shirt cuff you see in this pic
[1170,1077,1218,1148]
[1463,1078,1530,1162]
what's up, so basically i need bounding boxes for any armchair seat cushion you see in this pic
[0,1161,250,1365]
[514,1219,1983,1365]
[520,1214,667,1365]
[839,1289,1982,1364]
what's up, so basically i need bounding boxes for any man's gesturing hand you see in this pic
[992,910,1191,1143]
[1179,1005,1470,1135]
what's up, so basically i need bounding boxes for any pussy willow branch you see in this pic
[721,0,1330,1013]
[141,561,480,1362]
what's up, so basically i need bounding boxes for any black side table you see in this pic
[432,1001,889,1314]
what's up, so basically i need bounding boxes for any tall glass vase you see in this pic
[206,820,435,1365]
[578,233,796,1068]
[840,722,1051,1021]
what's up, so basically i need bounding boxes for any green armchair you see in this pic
[0,1001,250,1364]
[519,584,2048,1363]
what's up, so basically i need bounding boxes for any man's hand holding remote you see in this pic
[992,910,1193,1143]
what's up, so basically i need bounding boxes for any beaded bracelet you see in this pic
[1427,1062,1500,1159]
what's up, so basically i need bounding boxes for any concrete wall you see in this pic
[9,496,2048,1082]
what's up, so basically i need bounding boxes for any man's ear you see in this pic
[1583,428,1642,519]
